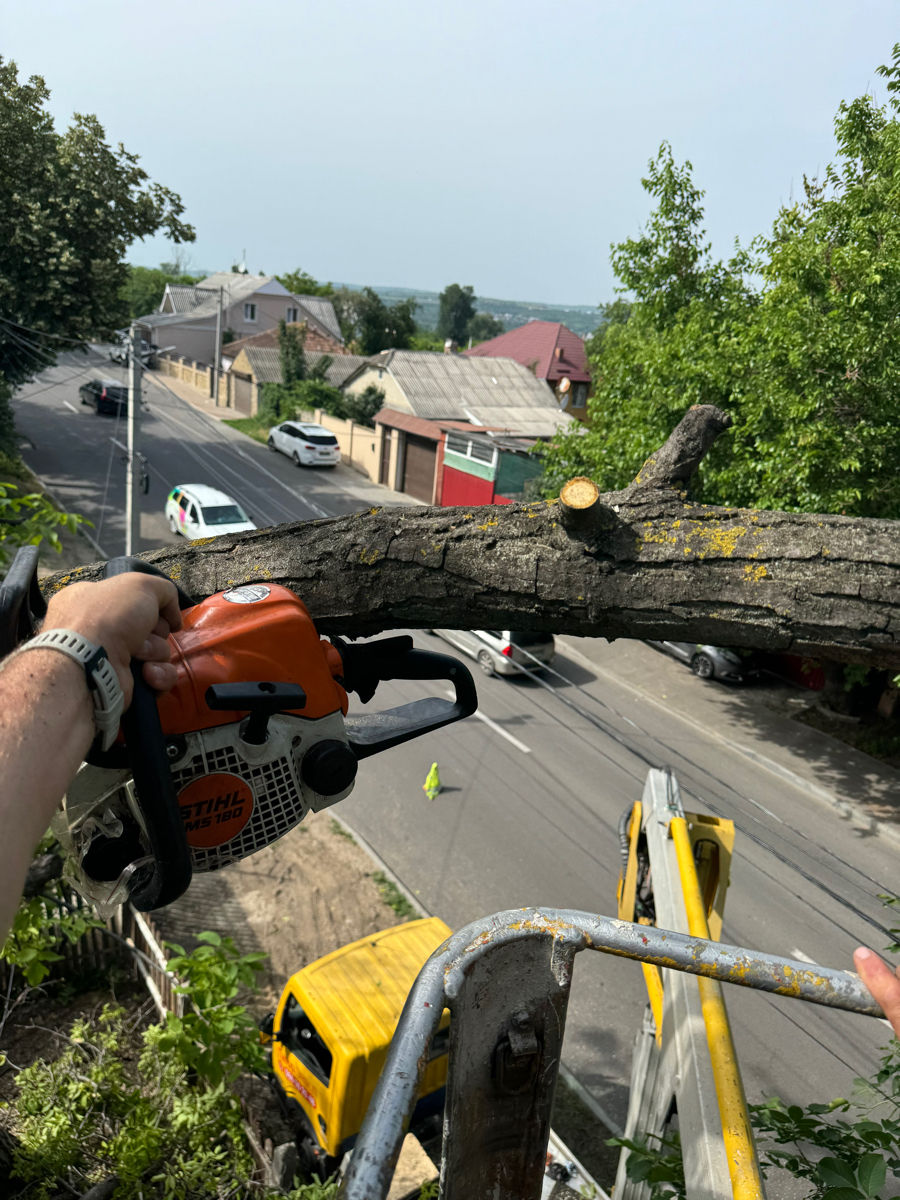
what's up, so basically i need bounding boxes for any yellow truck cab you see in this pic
[263,916,452,1179]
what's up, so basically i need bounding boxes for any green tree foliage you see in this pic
[0,480,84,571]
[0,58,193,457]
[542,46,900,520]
[277,267,335,297]
[9,934,269,1199]
[121,264,202,320]
[279,317,308,385]
[343,383,386,428]
[259,379,347,423]
[437,284,476,344]
[466,312,505,344]
[330,287,417,353]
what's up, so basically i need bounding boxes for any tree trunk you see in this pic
[41,407,899,670]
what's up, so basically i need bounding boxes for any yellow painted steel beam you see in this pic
[671,816,764,1200]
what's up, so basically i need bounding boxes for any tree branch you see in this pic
[41,408,899,668]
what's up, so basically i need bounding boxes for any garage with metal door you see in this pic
[232,372,253,415]
[401,434,437,502]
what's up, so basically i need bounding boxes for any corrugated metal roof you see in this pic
[376,408,475,438]
[359,350,560,423]
[308,352,368,387]
[291,295,343,343]
[242,347,282,383]
[463,321,590,383]
[163,284,217,314]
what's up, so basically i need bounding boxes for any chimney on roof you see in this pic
[444,339,457,354]
[554,347,563,359]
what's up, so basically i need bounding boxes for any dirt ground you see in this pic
[150,813,404,1010]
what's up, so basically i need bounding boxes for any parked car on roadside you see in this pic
[431,628,556,677]
[645,640,754,684]
[79,378,129,416]
[165,484,256,540]
[267,421,341,467]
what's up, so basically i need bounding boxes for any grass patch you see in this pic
[330,818,356,844]
[371,870,418,921]
[222,416,270,445]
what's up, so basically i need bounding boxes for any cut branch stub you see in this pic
[631,404,733,492]
[559,477,619,537]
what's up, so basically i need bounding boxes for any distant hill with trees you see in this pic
[333,282,606,337]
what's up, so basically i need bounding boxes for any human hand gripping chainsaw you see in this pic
[0,551,477,914]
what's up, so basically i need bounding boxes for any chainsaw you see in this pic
[0,550,477,915]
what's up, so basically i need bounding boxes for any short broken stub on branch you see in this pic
[559,476,618,537]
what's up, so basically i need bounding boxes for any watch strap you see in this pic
[13,629,124,751]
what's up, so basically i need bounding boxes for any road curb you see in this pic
[557,637,900,851]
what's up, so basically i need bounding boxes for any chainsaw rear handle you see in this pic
[0,546,47,659]
[102,556,194,910]
[342,646,478,761]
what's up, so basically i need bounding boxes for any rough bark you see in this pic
[41,406,899,669]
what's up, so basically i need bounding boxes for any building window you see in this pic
[445,431,498,468]
[243,302,257,322]
[286,306,299,323]
[571,384,588,409]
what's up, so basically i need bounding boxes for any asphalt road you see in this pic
[13,348,381,557]
[13,351,896,1136]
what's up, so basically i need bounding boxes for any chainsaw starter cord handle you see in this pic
[103,556,193,911]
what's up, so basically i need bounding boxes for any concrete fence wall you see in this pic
[296,408,383,481]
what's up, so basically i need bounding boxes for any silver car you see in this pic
[431,629,555,677]
[645,641,750,684]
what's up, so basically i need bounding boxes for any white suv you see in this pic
[165,484,256,540]
[267,421,341,467]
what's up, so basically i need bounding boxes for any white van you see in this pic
[431,629,555,677]
[165,484,256,540]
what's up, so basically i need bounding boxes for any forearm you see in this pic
[0,651,95,939]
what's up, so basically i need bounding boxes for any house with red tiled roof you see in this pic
[463,320,591,422]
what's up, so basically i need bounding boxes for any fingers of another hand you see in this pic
[854,947,900,1035]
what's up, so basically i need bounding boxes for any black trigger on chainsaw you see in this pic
[330,635,414,704]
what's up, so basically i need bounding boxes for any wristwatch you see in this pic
[12,629,125,751]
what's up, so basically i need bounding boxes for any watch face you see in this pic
[222,585,271,604]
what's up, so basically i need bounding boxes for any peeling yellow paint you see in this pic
[360,548,382,565]
[190,537,215,547]
[476,518,499,530]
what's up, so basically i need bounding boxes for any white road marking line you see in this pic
[472,710,531,753]
[443,688,531,753]
[745,796,783,823]
[63,400,79,414]
[790,947,816,963]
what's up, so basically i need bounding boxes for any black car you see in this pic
[79,379,128,416]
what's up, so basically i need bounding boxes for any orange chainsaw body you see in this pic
[156,584,349,735]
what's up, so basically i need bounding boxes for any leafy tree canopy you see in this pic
[334,287,417,355]
[541,45,900,520]
[0,59,194,393]
[121,263,202,320]
[277,266,335,297]
[437,283,476,344]
[466,311,505,344]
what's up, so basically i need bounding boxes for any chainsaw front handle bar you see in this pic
[343,647,478,760]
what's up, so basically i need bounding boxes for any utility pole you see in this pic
[125,322,142,555]
[212,286,223,404]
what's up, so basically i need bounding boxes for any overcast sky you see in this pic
[4,1,898,306]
